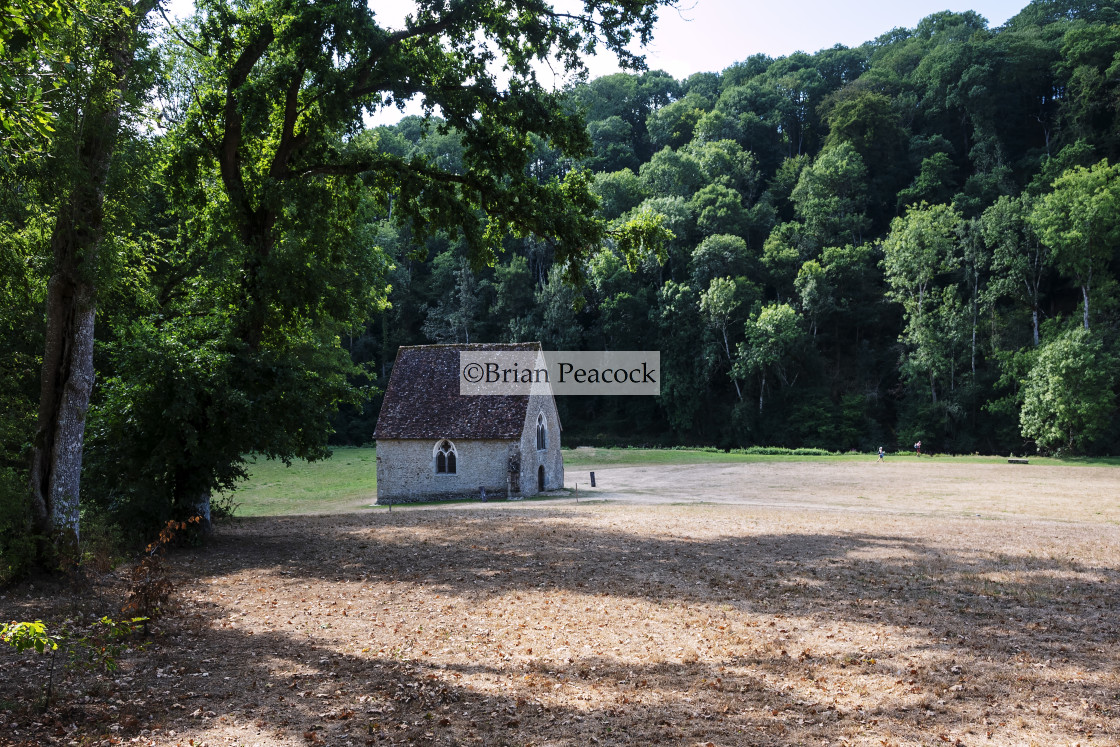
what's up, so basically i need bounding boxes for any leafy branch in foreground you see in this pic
[2,615,148,711]
[0,619,57,654]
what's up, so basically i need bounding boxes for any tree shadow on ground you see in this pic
[1,505,1118,745]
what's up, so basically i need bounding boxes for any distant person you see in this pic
[914,440,922,457]
[878,446,884,461]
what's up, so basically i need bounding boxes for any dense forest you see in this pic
[1,0,1120,569]
[338,1,1120,455]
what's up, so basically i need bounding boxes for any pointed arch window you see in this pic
[536,412,547,451]
[435,440,457,474]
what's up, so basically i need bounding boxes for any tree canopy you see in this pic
[1,0,679,562]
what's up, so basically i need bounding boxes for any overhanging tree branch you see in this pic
[218,24,274,223]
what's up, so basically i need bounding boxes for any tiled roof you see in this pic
[373,343,540,440]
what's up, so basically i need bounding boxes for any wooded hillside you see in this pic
[336,1,1120,455]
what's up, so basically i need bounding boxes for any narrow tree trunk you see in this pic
[971,269,978,377]
[194,493,212,535]
[28,0,156,556]
[1082,284,1090,330]
[722,328,742,402]
[1032,307,1039,347]
[970,322,976,376]
[929,372,937,405]
[381,313,391,380]
[759,371,766,413]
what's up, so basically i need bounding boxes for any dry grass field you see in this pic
[2,457,1119,746]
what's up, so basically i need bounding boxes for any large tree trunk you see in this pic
[29,274,96,554]
[28,0,156,556]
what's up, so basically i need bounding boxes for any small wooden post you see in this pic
[590,471,596,488]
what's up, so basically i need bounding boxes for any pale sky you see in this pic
[631,0,1030,78]
[163,0,1032,121]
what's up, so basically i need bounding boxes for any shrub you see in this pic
[0,467,39,584]
[122,516,201,621]
[736,446,838,456]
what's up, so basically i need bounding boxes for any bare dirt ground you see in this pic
[2,459,1119,747]
[577,460,1120,523]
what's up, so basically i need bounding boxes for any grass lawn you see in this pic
[222,446,378,516]
[224,445,1119,517]
[562,446,1120,468]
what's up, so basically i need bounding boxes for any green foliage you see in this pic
[422,254,487,343]
[1020,326,1117,454]
[640,146,705,197]
[272,2,1120,454]
[2,615,148,711]
[691,183,749,237]
[694,109,742,144]
[59,0,679,535]
[0,468,39,584]
[0,206,47,559]
[0,0,68,157]
[762,222,813,295]
[62,616,148,673]
[610,207,674,270]
[735,303,808,413]
[794,259,834,336]
[791,142,870,246]
[690,235,752,289]
[0,620,56,654]
[587,116,640,172]
[882,203,966,407]
[981,194,1049,346]
[1029,159,1120,329]
[742,446,835,456]
[592,168,648,221]
[824,91,906,164]
[86,308,367,529]
[699,277,741,330]
[898,152,958,208]
[169,0,677,281]
[766,154,811,223]
[535,265,585,350]
[655,280,711,433]
[684,139,761,198]
[647,91,711,150]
